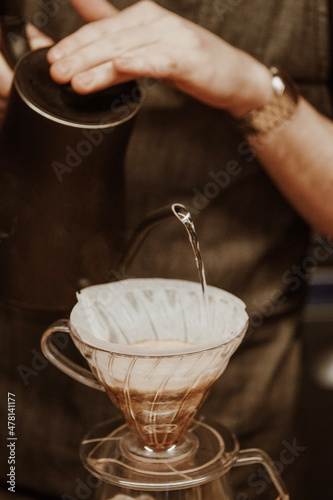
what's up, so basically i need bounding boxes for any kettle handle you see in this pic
[234,448,290,499]
[41,319,106,392]
[0,15,30,69]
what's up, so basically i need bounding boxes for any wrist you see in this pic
[226,61,274,118]
[228,65,299,136]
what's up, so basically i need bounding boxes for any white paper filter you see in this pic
[70,278,248,354]
[68,279,249,392]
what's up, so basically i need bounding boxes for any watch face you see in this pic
[272,75,285,95]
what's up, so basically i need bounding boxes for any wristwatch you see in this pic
[234,66,299,135]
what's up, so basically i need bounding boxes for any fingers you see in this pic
[113,50,176,79]
[71,61,135,93]
[0,52,13,96]
[0,24,52,88]
[69,43,172,94]
[0,53,13,125]
[0,23,53,126]
[47,16,128,63]
[48,1,162,64]
[25,24,54,50]
[47,2,176,92]
[48,19,162,83]
[70,0,118,22]
[63,44,182,94]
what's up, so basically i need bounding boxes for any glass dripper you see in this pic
[42,278,248,455]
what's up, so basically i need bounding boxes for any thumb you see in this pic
[70,0,118,22]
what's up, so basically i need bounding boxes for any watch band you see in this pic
[234,66,299,135]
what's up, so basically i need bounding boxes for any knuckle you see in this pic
[158,54,179,78]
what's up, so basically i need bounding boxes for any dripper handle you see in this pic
[41,319,105,392]
[234,448,289,499]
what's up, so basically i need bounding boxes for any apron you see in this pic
[0,1,331,498]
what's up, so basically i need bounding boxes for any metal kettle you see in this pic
[0,6,141,310]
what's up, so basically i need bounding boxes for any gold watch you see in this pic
[234,66,299,135]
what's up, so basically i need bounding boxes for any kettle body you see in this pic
[0,46,141,309]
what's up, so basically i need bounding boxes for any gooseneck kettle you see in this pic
[0,3,141,310]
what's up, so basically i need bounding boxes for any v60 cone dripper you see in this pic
[42,278,248,453]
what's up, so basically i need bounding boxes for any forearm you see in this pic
[246,98,333,237]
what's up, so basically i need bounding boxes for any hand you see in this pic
[0,0,116,127]
[0,53,12,125]
[0,24,53,126]
[48,0,273,116]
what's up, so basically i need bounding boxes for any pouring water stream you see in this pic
[171,203,211,331]
[116,202,211,331]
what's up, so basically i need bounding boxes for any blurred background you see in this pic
[299,236,333,499]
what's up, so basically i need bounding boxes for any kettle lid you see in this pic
[14,47,141,129]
